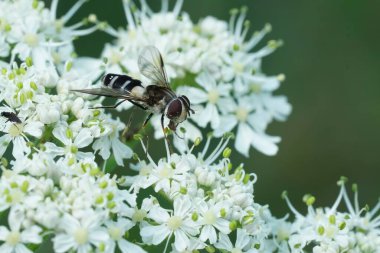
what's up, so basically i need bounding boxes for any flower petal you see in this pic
[74,128,93,148]
[118,239,147,253]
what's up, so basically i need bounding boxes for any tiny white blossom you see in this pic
[215,228,254,253]
[0,209,42,253]
[141,197,199,252]
[53,212,109,253]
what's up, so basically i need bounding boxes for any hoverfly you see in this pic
[72,46,194,137]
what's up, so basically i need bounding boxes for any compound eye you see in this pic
[166,99,182,119]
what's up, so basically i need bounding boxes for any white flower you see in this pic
[280,178,380,252]
[2,0,97,64]
[140,153,191,194]
[45,124,94,161]
[215,228,254,253]
[182,72,231,129]
[92,117,132,166]
[214,96,281,156]
[197,200,231,244]
[0,208,42,253]
[141,197,199,252]
[104,218,146,253]
[0,108,44,159]
[53,212,109,253]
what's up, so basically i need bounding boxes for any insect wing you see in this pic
[72,88,145,102]
[138,46,170,88]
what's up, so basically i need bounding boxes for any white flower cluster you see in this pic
[123,135,280,252]
[101,0,292,156]
[0,160,145,253]
[0,0,98,66]
[273,177,380,253]
[0,60,132,166]
[0,0,378,253]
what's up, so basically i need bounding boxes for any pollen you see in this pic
[6,231,21,246]
[8,124,23,137]
[231,248,243,253]
[203,210,217,225]
[233,61,244,74]
[24,33,39,47]
[108,226,122,240]
[74,227,89,245]
[158,165,174,179]
[109,51,122,64]
[167,215,182,230]
[235,107,248,122]
[132,209,147,222]
[250,83,261,93]
[207,89,220,104]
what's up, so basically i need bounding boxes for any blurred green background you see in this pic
[57,0,380,216]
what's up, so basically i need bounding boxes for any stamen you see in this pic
[372,220,380,228]
[161,0,169,13]
[245,24,271,51]
[369,201,380,218]
[61,0,87,23]
[139,0,153,15]
[163,233,172,253]
[69,26,98,37]
[204,137,224,164]
[123,0,136,29]
[200,134,211,159]
[189,137,201,154]
[353,184,360,214]
[164,137,171,163]
[330,184,345,212]
[340,181,355,215]
[250,172,257,184]
[234,10,246,39]
[281,191,303,217]
[67,21,85,31]
[50,0,59,20]
[40,40,71,47]
[240,20,250,43]
[103,26,120,37]
[205,137,231,165]
[138,138,156,167]
[308,205,316,217]
[250,44,277,60]
[229,9,238,35]
[173,0,184,17]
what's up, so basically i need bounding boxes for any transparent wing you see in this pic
[72,88,146,102]
[138,46,170,88]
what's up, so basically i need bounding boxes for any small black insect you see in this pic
[72,46,194,137]
[1,111,22,124]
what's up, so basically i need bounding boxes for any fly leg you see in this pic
[142,113,153,128]
[123,112,154,141]
[89,99,127,109]
[161,114,173,154]
[122,107,137,140]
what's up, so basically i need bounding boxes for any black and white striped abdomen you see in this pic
[102,73,143,93]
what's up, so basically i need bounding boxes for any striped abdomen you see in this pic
[102,73,143,93]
